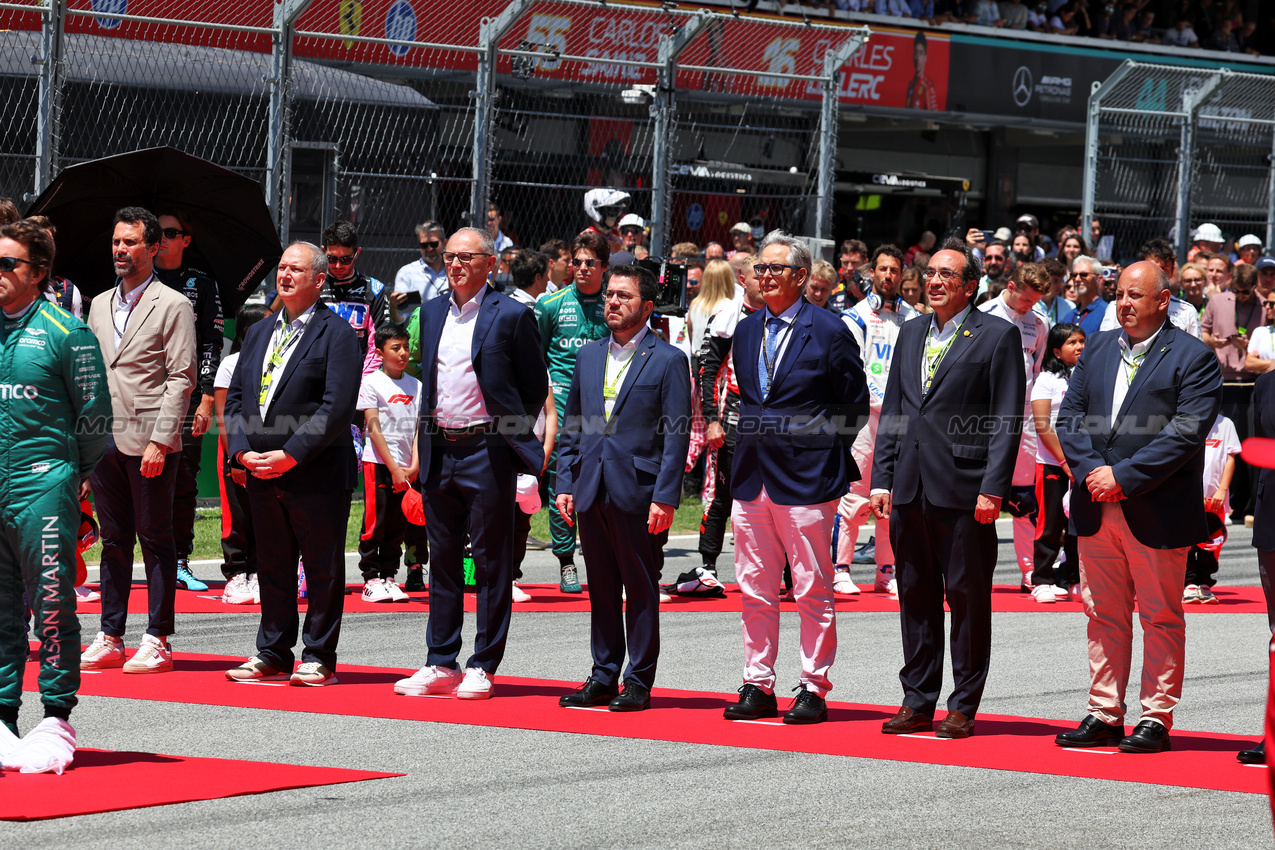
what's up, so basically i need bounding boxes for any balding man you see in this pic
[1055,261,1222,753]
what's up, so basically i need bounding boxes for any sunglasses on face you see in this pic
[326,254,355,266]
[161,227,188,240]
[571,258,600,268]
[620,227,643,236]
[420,241,440,250]
[0,256,33,273]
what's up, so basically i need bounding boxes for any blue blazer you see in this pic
[1057,324,1222,549]
[1249,371,1274,552]
[415,285,549,479]
[872,306,1025,509]
[225,303,362,492]
[730,298,870,506]
[556,330,692,515]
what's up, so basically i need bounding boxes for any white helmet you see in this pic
[618,213,646,229]
[1193,222,1223,244]
[584,188,631,224]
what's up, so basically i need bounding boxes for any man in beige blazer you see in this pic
[81,207,196,675]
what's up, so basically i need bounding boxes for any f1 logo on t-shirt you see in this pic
[387,394,415,405]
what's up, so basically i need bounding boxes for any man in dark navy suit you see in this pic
[393,227,548,701]
[223,242,362,687]
[1055,261,1221,754]
[554,264,691,712]
[722,230,869,726]
[871,238,1026,739]
[1238,370,1275,764]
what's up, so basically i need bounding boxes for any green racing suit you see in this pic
[0,299,111,730]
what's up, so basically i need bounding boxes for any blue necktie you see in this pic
[759,317,783,398]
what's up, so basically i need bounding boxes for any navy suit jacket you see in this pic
[872,306,1025,510]
[556,330,692,515]
[1250,371,1275,552]
[225,303,362,492]
[731,298,870,506]
[1057,323,1222,549]
[415,285,549,479]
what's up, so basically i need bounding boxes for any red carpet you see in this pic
[0,748,400,821]
[44,652,1267,796]
[76,582,1273,615]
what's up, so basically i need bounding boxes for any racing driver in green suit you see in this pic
[0,219,111,774]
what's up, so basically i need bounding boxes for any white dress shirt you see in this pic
[603,325,648,420]
[259,303,318,415]
[759,297,804,373]
[1111,323,1165,429]
[432,286,492,428]
[920,304,973,386]
[112,275,154,345]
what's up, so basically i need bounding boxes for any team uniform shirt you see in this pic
[1202,413,1242,513]
[1248,325,1275,363]
[156,263,224,397]
[1066,297,1107,339]
[843,292,919,414]
[1100,295,1201,340]
[534,284,608,410]
[699,299,757,433]
[980,293,1047,486]
[45,276,84,320]
[358,369,421,467]
[1029,370,1070,465]
[321,271,387,373]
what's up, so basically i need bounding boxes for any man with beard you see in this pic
[976,240,1011,301]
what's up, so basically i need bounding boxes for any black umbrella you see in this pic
[25,146,282,315]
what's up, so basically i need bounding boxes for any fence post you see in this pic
[473,0,532,231]
[650,11,708,258]
[1267,131,1275,254]
[1080,59,1133,255]
[816,31,866,244]
[1175,72,1222,268]
[32,0,65,201]
[267,0,313,242]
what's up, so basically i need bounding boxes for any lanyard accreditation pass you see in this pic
[602,350,635,420]
[258,319,301,406]
[923,310,969,394]
[761,303,801,388]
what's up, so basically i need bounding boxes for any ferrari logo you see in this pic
[338,0,364,49]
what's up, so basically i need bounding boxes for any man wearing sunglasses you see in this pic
[153,209,224,595]
[319,222,388,375]
[392,221,448,320]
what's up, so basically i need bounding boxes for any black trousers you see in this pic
[512,508,531,582]
[1222,383,1256,522]
[697,437,735,568]
[424,434,516,674]
[891,487,998,718]
[1031,463,1079,588]
[250,483,352,672]
[1259,549,1275,634]
[578,490,667,689]
[358,462,409,581]
[172,393,205,560]
[217,450,257,580]
[91,438,180,638]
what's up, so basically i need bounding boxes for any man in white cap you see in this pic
[1189,223,1224,264]
[618,214,646,254]
[1237,235,1263,267]
[728,222,754,258]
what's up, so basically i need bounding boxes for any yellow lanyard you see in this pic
[923,311,969,394]
[602,350,635,420]
[1120,348,1146,385]
[258,319,301,405]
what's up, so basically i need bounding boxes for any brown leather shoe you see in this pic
[881,705,933,734]
[936,710,975,738]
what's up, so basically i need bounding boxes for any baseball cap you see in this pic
[1193,222,1223,243]
[1016,214,1039,230]
[730,221,751,235]
[1242,437,1275,470]
[402,488,426,526]
[1255,257,1275,271]
[618,213,645,229]
[993,227,1012,242]
[1237,233,1263,249]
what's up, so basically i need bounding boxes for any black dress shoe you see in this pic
[1054,715,1125,748]
[783,686,828,725]
[559,679,619,708]
[1118,720,1171,753]
[724,684,778,720]
[609,681,650,712]
[1237,741,1265,765]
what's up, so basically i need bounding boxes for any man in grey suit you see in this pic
[81,207,196,675]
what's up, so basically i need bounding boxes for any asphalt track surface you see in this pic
[16,521,1272,847]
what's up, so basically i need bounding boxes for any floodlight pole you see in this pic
[649,11,708,258]
[266,0,313,240]
[472,0,532,230]
[816,29,867,243]
[32,0,65,200]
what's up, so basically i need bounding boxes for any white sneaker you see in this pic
[1031,584,1058,604]
[383,578,409,603]
[80,632,124,670]
[511,581,531,603]
[73,585,100,603]
[225,655,288,682]
[1053,585,1070,601]
[290,662,337,687]
[874,566,896,594]
[457,667,494,700]
[1183,584,1202,604]
[249,573,260,603]
[362,578,393,603]
[658,591,672,603]
[222,573,255,605]
[832,568,860,595]
[122,634,173,674]
[2,718,75,775]
[394,665,462,696]
[0,722,20,760]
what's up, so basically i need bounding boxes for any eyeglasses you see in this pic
[0,256,33,273]
[442,251,491,264]
[487,214,500,223]
[1266,299,1275,309]
[603,289,637,302]
[753,263,798,276]
[419,241,440,250]
[1071,271,1094,279]
[921,268,962,282]
[161,227,189,240]
[1232,288,1254,296]
[571,258,600,268]
[326,254,356,266]
[1179,276,1204,284]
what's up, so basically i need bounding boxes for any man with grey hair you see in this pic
[1065,255,1107,339]
[394,221,449,320]
[722,230,869,725]
[222,241,363,686]
[1054,260,1221,753]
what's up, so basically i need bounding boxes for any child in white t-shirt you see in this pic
[356,323,422,603]
[1027,322,1085,603]
[1184,413,1242,604]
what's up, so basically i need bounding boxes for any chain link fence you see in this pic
[1083,60,1275,266]
[2,0,866,283]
